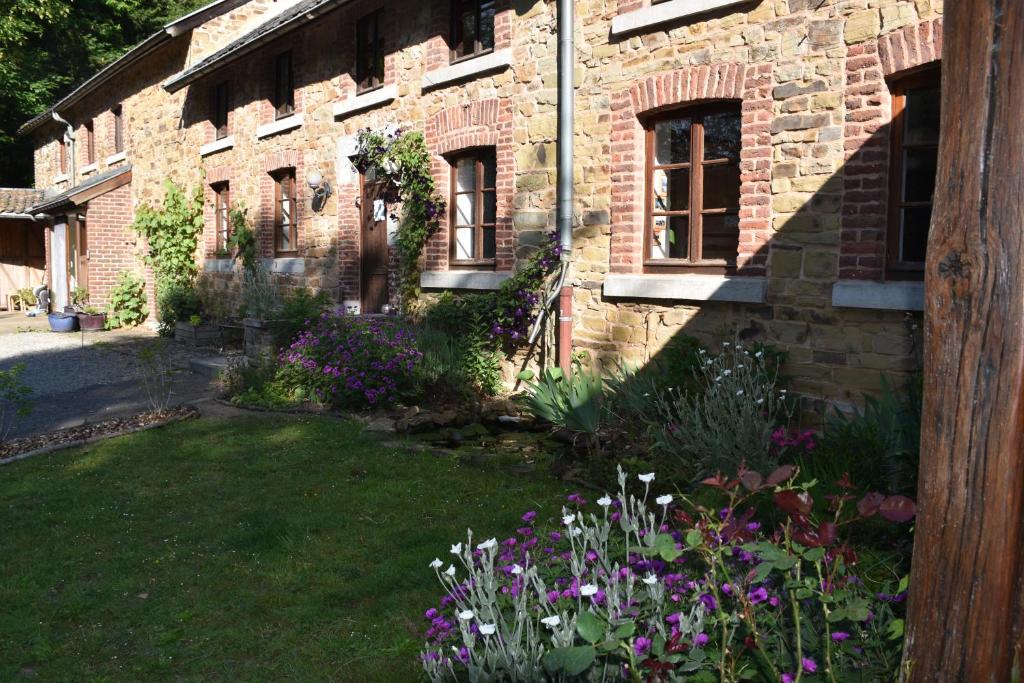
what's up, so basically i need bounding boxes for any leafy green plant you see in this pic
[225,206,258,274]
[0,363,33,442]
[156,282,200,335]
[71,286,89,306]
[518,364,604,445]
[13,287,36,308]
[222,357,302,409]
[105,271,148,329]
[413,324,501,401]
[240,261,279,320]
[418,293,502,396]
[275,287,330,347]
[136,340,175,413]
[188,313,202,326]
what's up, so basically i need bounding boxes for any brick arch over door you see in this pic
[840,18,942,280]
[425,98,515,272]
[609,63,773,274]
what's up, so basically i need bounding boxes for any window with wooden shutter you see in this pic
[643,103,741,271]
[887,66,940,278]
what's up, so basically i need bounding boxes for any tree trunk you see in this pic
[902,2,1024,681]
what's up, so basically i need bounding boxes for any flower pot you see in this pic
[48,312,79,332]
[78,312,107,331]
[175,320,222,346]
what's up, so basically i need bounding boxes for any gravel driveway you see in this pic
[0,327,215,438]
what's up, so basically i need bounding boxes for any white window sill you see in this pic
[420,49,512,91]
[611,0,750,36]
[204,258,235,273]
[54,174,69,184]
[105,151,127,166]
[604,273,767,303]
[334,85,397,119]
[831,280,924,311]
[261,257,305,274]
[200,136,234,157]
[256,113,303,139]
[421,270,511,291]
[80,163,98,175]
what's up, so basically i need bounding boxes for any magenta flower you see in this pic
[831,631,851,642]
[802,658,817,673]
[633,636,651,656]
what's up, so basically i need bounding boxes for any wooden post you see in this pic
[902,2,1024,681]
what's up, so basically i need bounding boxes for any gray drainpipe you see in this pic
[555,0,574,373]
[52,112,76,185]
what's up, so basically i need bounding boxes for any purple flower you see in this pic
[634,636,651,656]
[801,658,817,673]
[831,631,851,642]
[748,586,769,604]
[699,593,717,613]
[781,674,795,683]
[521,511,537,522]
[424,608,438,619]
[694,633,709,647]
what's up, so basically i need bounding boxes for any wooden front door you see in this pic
[360,173,389,314]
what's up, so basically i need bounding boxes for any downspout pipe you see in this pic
[556,0,574,374]
[52,112,75,184]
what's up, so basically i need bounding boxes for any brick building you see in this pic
[21,0,943,408]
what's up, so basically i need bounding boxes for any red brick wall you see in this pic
[840,18,942,280]
[84,184,155,316]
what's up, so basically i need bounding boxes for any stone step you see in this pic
[189,356,234,379]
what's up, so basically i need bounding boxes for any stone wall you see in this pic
[28,0,942,409]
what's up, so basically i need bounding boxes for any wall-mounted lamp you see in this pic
[307,171,332,213]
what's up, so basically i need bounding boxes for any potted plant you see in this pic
[174,313,222,346]
[47,311,79,332]
[78,305,107,331]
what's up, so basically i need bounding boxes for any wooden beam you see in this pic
[902,1,1024,681]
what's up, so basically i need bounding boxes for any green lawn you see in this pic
[0,414,570,681]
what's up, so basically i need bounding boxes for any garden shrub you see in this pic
[420,465,914,682]
[413,324,501,402]
[280,312,421,408]
[105,271,148,329]
[156,282,200,336]
[518,364,604,445]
[417,295,502,396]
[240,261,279,320]
[222,357,302,409]
[275,287,331,348]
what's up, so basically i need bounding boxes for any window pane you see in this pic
[483,190,496,224]
[455,226,475,260]
[651,215,688,260]
[456,193,475,226]
[456,158,475,192]
[904,85,940,145]
[281,196,291,225]
[654,119,690,165]
[703,112,741,162]
[900,206,931,263]
[458,5,476,56]
[903,147,938,202]
[702,164,741,210]
[480,0,495,50]
[482,227,496,259]
[483,154,496,188]
[701,213,739,262]
[652,168,689,212]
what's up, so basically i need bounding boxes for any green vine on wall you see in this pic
[226,205,258,275]
[132,180,203,289]
[352,127,445,308]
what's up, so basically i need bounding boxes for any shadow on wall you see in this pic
[579,103,926,416]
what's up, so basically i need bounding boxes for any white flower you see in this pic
[736,390,745,396]
[580,584,599,596]
[459,610,475,621]
[597,495,612,507]
[780,389,787,394]
[723,369,732,376]
[430,558,443,569]
[541,615,561,627]
[511,564,524,575]
[722,341,731,347]
[479,623,497,636]
[450,543,462,555]
[656,494,673,506]
[562,513,576,526]
[642,573,658,586]
[736,364,744,369]
[755,351,764,359]
[569,526,583,537]
[756,398,765,405]
[444,565,456,577]
[639,472,656,484]
[477,538,497,551]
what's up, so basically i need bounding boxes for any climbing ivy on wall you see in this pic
[352,127,445,308]
[131,180,204,288]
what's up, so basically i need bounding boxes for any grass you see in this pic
[0,414,571,681]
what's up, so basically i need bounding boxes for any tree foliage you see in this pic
[0,0,209,185]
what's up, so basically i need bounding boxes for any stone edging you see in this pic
[0,409,199,467]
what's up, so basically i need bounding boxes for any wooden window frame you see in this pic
[213,81,230,139]
[448,148,497,268]
[886,66,941,280]
[112,105,124,154]
[642,102,741,274]
[450,0,496,64]
[85,120,95,165]
[273,51,295,120]
[59,140,67,174]
[273,169,298,256]
[356,11,384,93]
[213,182,231,253]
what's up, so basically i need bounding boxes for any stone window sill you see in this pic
[421,270,511,291]
[204,258,235,273]
[334,85,397,119]
[256,113,303,140]
[262,257,305,274]
[831,280,924,311]
[80,163,98,175]
[420,49,512,91]
[105,151,127,166]
[54,174,69,184]
[200,136,234,157]
[603,273,767,303]
[611,0,751,36]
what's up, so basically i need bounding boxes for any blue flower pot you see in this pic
[48,312,79,333]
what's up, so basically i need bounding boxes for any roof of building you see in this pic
[18,0,252,136]
[163,0,348,92]
[0,188,46,217]
[28,165,132,214]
